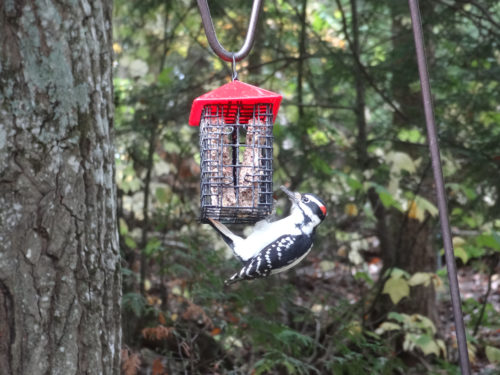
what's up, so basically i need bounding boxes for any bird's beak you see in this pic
[280,185,301,204]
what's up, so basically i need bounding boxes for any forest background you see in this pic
[114,1,500,374]
[77,0,500,373]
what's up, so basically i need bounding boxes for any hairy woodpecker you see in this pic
[208,186,327,285]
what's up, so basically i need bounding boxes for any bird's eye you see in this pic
[302,196,310,203]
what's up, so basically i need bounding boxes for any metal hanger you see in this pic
[197,0,263,63]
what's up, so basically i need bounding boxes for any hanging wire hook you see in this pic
[197,0,263,62]
[231,54,238,81]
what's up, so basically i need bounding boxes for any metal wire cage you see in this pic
[199,103,273,223]
[189,80,282,224]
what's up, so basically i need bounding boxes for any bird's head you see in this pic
[280,186,327,231]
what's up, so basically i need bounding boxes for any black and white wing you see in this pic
[224,234,313,285]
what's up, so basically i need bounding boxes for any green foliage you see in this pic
[383,269,440,305]
[112,0,500,373]
[122,292,147,318]
[376,312,446,358]
[383,274,410,305]
[254,350,320,375]
[327,322,405,374]
[485,346,500,365]
[462,298,500,331]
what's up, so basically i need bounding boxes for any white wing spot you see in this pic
[265,249,271,265]
[246,261,254,276]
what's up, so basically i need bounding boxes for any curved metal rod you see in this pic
[408,1,471,374]
[197,0,263,62]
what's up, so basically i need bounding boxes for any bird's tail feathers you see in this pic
[207,218,242,250]
[224,272,241,286]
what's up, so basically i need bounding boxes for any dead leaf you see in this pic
[142,326,174,341]
[344,203,358,216]
[152,358,165,375]
[158,312,166,325]
[121,348,141,375]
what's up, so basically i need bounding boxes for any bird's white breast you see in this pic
[234,213,303,261]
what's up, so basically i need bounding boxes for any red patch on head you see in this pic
[320,206,327,216]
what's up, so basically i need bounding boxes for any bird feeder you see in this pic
[189,80,282,224]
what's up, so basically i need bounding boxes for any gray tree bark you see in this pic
[0,1,121,374]
[369,1,438,328]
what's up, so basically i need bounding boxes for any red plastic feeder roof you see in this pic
[189,80,282,126]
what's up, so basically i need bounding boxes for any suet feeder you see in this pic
[189,80,282,224]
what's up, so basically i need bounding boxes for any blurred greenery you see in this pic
[114,0,500,374]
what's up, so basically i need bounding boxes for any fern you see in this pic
[253,350,320,375]
[276,328,314,355]
[122,292,147,317]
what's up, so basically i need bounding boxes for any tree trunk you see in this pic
[0,1,121,374]
[371,1,438,326]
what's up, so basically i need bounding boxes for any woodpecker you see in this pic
[208,186,327,285]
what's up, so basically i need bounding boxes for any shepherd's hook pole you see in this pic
[408,1,471,374]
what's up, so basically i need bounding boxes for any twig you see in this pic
[473,254,498,336]
[334,0,409,123]
[140,123,158,295]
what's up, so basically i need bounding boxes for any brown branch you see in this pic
[297,0,308,118]
[140,122,158,295]
[473,254,499,336]
[334,0,409,123]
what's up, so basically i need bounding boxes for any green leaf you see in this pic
[119,218,129,235]
[408,272,432,287]
[415,333,432,346]
[307,128,329,146]
[454,247,469,264]
[389,268,411,280]
[436,339,447,357]
[387,151,416,174]
[378,189,397,208]
[417,335,440,356]
[476,233,500,251]
[398,128,424,143]
[414,314,437,334]
[375,322,401,335]
[145,237,162,256]
[383,276,410,304]
[371,184,402,210]
[485,346,500,364]
[346,176,363,191]
[124,236,137,249]
[155,187,168,204]
[414,196,439,218]
[388,312,406,323]
[354,271,374,285]
[493,232,500,247]
[157,67,173,86]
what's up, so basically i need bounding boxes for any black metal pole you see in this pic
[407,1,471,374]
